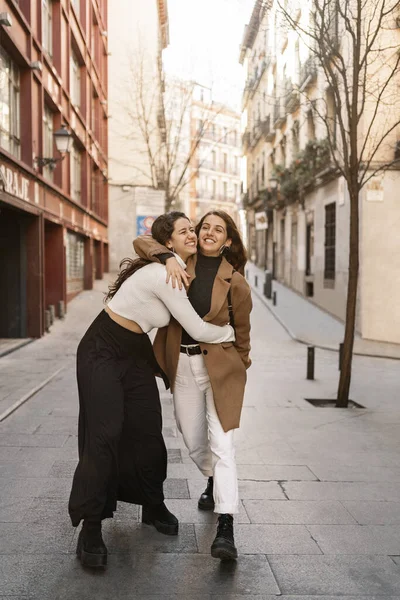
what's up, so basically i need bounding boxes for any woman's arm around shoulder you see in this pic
[133,235,189,289]
[230,272,252,369]
[153,267,235,344]
[133,235,170,261]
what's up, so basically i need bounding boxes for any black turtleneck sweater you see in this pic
[158,252,223,345]
[181,253,222,345]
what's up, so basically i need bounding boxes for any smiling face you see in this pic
[198,214,232,257]
[165,217,197,261]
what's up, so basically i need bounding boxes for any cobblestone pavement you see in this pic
[1,276,400,599]
[247,262,400,360]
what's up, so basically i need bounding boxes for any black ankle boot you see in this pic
[211,514,238,560]
[198,476,215,511]
[142,502,179,535]
[76,520,107,568]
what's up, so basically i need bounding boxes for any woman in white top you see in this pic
[68,212,234,569]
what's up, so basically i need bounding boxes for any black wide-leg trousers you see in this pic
[68,310,168,527]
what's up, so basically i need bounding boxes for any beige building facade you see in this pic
[240,0,400,344]
[108,0,169,270]
[192,89,242,223]
[163,79,242,223]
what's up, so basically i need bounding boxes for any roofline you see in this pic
[239,0,267,64]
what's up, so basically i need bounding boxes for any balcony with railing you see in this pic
[248,120,262,149]
[243,55,272,103]
[299,57,317,90]
[196,191,238,203]
[249,58,268,97]
[285,80,300,113]
[273,102,286,128]
[261,116,275,142]
[202,130,240,147]
[196,159,240,177]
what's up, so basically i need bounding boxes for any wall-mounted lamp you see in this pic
[0,12,12,26]
[35,124,73,170]
[265,175,279,210]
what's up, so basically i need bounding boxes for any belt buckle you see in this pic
[185,346,191,356]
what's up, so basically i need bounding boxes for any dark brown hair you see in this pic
[195,210,247,275]
[106,211,188,301]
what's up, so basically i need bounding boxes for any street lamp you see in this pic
[267,175,280,208]
[269,175,278,193]
[267,175,279,279]
[35,124,73,170]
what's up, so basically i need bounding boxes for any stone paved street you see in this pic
[1,277,400,599]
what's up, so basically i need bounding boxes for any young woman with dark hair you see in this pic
[133,210,252,561]
[68,211,236,569]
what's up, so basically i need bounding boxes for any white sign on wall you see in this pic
[0,163,30,202]
[366,175,384,202]
[255,211,268,230]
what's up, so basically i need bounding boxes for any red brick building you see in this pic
[0,0,108,340]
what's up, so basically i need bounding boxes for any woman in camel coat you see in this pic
[134,210,252,561]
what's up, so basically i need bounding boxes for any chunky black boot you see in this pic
[211,514,238,560]
[142,502,179,535]
[76,520,108,568]
[198,476,215,511]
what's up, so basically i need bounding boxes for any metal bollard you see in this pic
[48,304,55,325]
[254,274,258,287]
[307,346,315,380]
[44,310,51,333]
[264,270,272,299]
[273,291,277,306]
[339,342,344,371]
[58,300,65,319]
[245,268,249,280]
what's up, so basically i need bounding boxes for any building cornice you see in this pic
[239,0,268,64]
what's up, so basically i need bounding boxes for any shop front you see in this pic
[0,158,108,340]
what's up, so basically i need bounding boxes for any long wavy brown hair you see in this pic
[106,211,188,301]
[195,210,247,275]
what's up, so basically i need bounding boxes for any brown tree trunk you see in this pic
[165,195,173,212]
[336,185,359,407]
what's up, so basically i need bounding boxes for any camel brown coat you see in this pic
[133,237,252,432]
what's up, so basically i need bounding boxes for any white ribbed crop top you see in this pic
[107,259,235,344]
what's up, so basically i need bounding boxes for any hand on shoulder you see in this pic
[165,257,191,290]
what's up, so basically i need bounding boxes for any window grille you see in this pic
[324,203,336,280]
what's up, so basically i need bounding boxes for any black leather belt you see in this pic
[180,344,202,356]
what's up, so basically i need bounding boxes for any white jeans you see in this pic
[173,352,239,514]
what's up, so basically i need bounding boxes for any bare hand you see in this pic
[165,257,190,290]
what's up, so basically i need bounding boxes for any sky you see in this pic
[163,0,256,111]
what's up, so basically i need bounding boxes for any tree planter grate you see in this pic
[304,398,366,409]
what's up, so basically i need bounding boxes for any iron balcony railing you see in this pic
[260,116,275,142]
[196,191,238,203]
[284,79,300,113]
[299,57,317,89]
[273,102,286,128]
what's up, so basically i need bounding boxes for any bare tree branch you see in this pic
[268,0,400,406]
